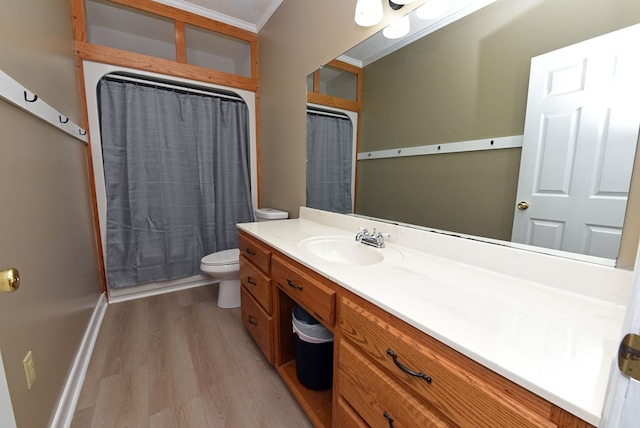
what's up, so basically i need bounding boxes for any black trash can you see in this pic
[292,305,334,390]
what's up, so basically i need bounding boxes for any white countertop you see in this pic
[238,208,633,426]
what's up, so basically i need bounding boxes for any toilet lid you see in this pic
[201,248,239,266]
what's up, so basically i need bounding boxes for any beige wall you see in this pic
[260,0,640,268]
[0,1,102,426]
[357,0,640,267]
[258,0,418,218]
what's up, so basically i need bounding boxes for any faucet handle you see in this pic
[355,227,367,242]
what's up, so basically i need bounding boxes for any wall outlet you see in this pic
[22,351,36,390]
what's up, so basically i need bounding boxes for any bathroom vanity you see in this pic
[237,207,632,427]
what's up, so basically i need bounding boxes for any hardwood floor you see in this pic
[71,285,312,427]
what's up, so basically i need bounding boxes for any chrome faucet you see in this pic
[355,227,390,248]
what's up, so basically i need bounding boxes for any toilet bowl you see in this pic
[200,248,241,308]
[200,208,288,308]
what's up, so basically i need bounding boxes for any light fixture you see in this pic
[416,0,449,20]
[389,0,419,4]
[383,14,410,39]
[354,0,384,27]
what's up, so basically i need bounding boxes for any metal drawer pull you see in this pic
[245,248,256,255]
[247,277,257,286]
[386,348,432,384]
[286,278,303,290]
[383,411,394,428]
[248,316,258,326]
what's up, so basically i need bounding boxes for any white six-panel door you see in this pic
[602,240,640,427]
[511,25,640,259]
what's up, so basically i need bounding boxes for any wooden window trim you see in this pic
[174,20,186,63]
[308,59,362,107]
[73,0,259,80]
[76,41,258,92]
[107,0,256,42]
[306,92,360,113]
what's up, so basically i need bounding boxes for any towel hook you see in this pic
[78,129,87,136]
[23,91,38,103]
[59,115,69,124]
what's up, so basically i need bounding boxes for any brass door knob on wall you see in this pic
[517,201,530,210]
[0,268,20,292]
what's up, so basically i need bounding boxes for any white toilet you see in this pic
[200,208,288,308]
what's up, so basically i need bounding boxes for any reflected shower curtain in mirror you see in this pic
[98,77,254,288]
[306,112,353,214]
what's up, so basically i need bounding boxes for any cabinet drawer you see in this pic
[335,395,368,428]
[338,297,555,428]
[240,255,271,312]
[338,340,454,428]
[241,286,273,364]
[271,255,336,325]
[239,232,271,274]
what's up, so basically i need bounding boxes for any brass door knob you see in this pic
[517,201,530,210]
[0,268,20,292]
[619,333,640,381]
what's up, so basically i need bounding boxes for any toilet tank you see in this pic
[255,208,288,222]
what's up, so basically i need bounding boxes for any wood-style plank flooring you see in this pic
[71,285,312,427]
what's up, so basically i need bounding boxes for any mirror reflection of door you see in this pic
[512,24,640,259]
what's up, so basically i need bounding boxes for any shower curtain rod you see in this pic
[104,73,244,102]
[306,107,350,120]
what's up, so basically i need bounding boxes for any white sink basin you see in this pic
[298,236,403,266]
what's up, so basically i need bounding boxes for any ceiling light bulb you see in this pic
[416,0,449,20]
[391,0,419,4]
[355,0,384,27]
[383,15,410,39]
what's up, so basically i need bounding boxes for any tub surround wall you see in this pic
[238,207,632,425]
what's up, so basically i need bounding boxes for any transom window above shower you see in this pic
[83,0,254,78]
[307,64,359,102]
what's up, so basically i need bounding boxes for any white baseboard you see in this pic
[50,293,108,428]
[107,277,215,304]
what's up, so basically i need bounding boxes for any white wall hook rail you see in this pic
[0,69,87,143]
[357,135,523,161]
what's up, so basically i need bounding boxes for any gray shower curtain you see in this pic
[98,77,254,288]
[306,112,353,214]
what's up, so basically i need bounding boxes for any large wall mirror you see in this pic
[311,0,640,267]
